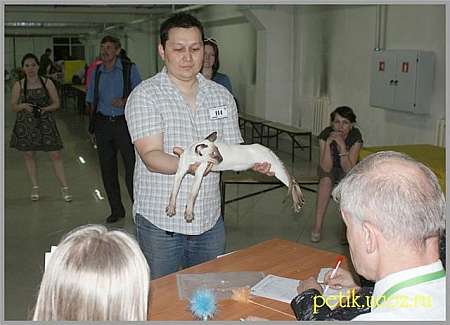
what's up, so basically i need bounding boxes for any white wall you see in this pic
[5,36,53,71]
[243,6,295,124]
[122,22,158,79]
[5,4,445,147]
[293,6,328,130]
[198,5,257,112]
[295,4,445,146]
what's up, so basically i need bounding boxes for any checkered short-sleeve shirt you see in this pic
[125,68,243,235]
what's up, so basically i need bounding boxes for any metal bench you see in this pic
[220,170,319,217]
[262,121,312,162]
[238,113,267,144]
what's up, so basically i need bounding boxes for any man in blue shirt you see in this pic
[86,35,141,223]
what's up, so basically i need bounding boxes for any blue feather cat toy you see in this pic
[189,288,217,320]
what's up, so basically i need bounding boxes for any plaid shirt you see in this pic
[125,68,242,235]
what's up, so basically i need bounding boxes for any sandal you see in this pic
[30,186,39,201]
[61,187,72,202]
[310,231,321,243]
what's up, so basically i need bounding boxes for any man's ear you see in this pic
[205,132,217,142]
[158,44,165,61]
[362,221,378,254]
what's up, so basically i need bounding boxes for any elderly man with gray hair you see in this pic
[331,150,446,320]
[313,151,445,321]
[246,151,445,322]
[285,151,446,321]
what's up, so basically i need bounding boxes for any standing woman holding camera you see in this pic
[10,53,72,202]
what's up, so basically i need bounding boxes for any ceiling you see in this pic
[4,4,205,36]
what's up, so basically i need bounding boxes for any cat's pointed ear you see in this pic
[195,144,208,156]
[205,131,217,142]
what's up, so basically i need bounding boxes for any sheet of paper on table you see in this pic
[250,274,300,303]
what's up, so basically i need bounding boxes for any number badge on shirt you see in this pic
[209,106,228,120]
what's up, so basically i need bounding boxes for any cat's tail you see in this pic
[288,176,304,213]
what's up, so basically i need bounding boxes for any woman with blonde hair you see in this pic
[32,224,150,321]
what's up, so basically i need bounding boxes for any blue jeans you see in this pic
[135,214,225,279]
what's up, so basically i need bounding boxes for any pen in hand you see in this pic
[323,256,344,294]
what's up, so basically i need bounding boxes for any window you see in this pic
[53,37,85,60]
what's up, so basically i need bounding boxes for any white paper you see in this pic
[44,245,58,270]
[216,251,236,258]
[250,274,300,303]
[317,267,333,284]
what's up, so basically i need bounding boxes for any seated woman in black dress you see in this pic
[311,106,363,243]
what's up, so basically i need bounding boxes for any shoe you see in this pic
[61,187,72,202]
[310,231,321,243]
[106,214,125,223]
[30,186,39,201]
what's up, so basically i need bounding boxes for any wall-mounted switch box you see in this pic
[370,50,434,114]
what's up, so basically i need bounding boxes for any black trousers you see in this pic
[94,114,135,217]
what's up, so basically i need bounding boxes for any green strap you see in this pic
[376,269,445,307]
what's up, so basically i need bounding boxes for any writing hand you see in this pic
[324,268,359,290]
[297,276,323,294]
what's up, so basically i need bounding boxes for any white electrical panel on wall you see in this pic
[369,50,434,114]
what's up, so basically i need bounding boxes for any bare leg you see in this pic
[312,176,333,235]
[184,163,209,223]
[166,162,190,217]
[48,151,68,187]
[23,151,38,187]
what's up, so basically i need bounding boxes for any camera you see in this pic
[31,105,41,118]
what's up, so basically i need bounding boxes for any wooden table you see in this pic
[148,238,346,321]
[360,144,445,191]
[62,83,86,114]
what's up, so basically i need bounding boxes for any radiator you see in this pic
[434,118,446,147]
[312,96,330,136]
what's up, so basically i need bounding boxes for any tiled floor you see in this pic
[3,83,349,320]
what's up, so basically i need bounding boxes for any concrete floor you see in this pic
[3,83,349,320]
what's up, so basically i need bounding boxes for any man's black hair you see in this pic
[160,13,204,48]
[45,48,52,53]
